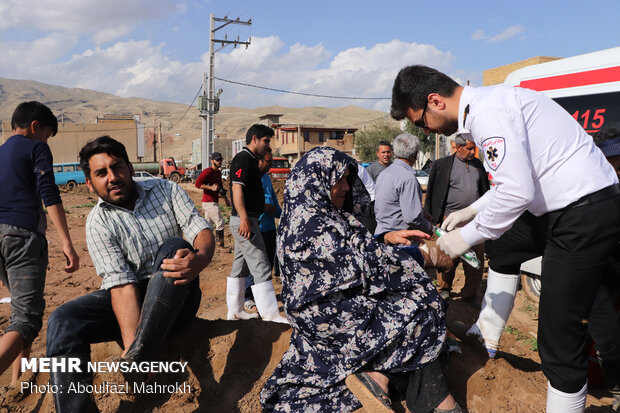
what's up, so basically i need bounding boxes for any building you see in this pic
[273,124,356,164]
[1,114,145,164]
[483,56,561,86]
[191,137,236,168]
[260,115,356,164]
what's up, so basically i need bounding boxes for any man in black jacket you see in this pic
[424,136,489,301]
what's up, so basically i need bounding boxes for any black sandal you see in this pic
[345,371,393,412]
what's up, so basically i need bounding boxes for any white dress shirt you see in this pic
[457,85,618,246]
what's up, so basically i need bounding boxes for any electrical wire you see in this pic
[169,84,203,129]
[214,76,390,100]
[335,113,391,129]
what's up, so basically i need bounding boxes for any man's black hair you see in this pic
[376,140,393,151]
[79,135,130,178]
[11,101,58,136]
[391,65,460,120]
[245,124,274,144]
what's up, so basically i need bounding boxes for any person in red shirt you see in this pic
[195,152,230,247]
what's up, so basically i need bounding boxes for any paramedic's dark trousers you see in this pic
[485,186,620,393]
[46,237,201,413]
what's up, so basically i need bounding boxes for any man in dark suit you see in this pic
[424,136,490,301]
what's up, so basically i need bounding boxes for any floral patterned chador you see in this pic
[261,147,447,412]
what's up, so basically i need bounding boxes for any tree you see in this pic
[403,119,436,156]
[354,121,402,162]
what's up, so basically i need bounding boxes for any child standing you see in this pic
[0,101,79,382]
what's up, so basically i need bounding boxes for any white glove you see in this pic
[441,206,477,231]
[436,228,471,259]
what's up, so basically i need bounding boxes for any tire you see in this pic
[520,272,541,304]
[66,181,77,192]
[169,172,182,183]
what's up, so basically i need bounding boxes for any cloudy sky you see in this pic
[1,0,619,111]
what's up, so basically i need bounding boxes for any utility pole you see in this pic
[153,126,158,162]
[158,121,163,162]
[199,14,251,168]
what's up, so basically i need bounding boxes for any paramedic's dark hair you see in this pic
[391,65,460,120]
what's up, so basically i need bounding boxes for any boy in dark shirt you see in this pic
[0,101,79,382]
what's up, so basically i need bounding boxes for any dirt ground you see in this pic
[0,181,616,412]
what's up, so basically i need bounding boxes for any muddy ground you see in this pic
[0,181,616,412]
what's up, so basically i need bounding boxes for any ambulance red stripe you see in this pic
[519,66,620,91]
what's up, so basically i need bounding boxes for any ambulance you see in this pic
[504,46,620,301]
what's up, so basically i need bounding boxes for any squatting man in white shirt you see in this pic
[390,65,620,413]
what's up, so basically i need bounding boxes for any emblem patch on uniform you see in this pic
[481,137,505,171]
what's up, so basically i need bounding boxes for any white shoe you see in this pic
[226,277,259,320]
[474,269,519,357]
[546,381,586,413]
[251,281,289,324]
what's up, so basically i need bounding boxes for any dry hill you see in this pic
[0,78,397,157]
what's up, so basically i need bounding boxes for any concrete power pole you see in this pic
[200,14,251,168]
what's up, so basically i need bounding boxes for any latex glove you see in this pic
[441,206,477,231]
[436,228,471,259]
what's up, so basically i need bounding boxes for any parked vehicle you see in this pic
[269,157,291,180]
[134,171,157,181]
[221,169,230,180]
[504,46,620,301]
[53,162,86,190]
[133,158,186,183]
[415,169,429,190]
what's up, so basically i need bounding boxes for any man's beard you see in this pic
[93,182,135,208]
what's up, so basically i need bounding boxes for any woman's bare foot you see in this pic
[365,371,389,395]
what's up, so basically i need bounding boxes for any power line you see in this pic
[336,113,391,129]
[169,84,203,129]
[214,76,390,100]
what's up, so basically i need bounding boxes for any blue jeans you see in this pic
[47,237,201,358]
[0,224,48,345]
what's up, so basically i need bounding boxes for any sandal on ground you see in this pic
[244,299,257,312]
[345,372,393,412]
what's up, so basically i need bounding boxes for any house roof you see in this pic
[272,124,357,132]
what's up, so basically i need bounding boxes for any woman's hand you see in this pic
[383,230,431,246]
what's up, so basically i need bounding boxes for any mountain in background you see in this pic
[0,77,397,157]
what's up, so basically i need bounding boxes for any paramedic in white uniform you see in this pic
[390,65,620,413]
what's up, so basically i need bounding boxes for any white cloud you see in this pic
[471,25,526,43]
[0,33,79,77]
[0,34,458,110]
[489,25,526,43]
[92,25,133,44]
[471,30,487,40]
[0,0,183,44]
